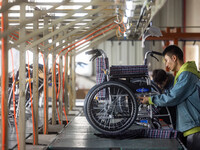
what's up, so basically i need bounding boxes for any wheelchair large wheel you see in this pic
[84,81,138,135]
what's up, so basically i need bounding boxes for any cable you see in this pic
[9,20,118,128]
[9,32,32,45]
[1,1,6,149]
[8,32,38,143]
[10,32,53,129]
[58,22,115,55]
[9,31,50,134]
[40,52,48,133]
[53,22,117,124]
[118,23,126,34]
[52,62,62,124]
[116,28,121,38]
[62,57,69,124]
[27,51,36,143]
[10,49,20,149]
[64,24,118,56]
[10,22,117,126]
[57,63,61,124]
[71,16,116,37]
[9,35,18,41]
[9,31,56,129]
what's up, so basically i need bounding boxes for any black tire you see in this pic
[84,81,138,135]
[152,121,162,129]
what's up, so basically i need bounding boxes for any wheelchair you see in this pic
[84,49,173,135]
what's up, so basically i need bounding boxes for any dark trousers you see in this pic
[187,132,200,150]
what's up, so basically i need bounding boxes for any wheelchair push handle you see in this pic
[151,51,162,56]
[86,49,107,61]
[85,49,100,55]
[144,51,162,65]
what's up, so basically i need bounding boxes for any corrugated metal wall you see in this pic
[97,41,144,66]
[154,0,183,27]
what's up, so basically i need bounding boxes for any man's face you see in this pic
[164,54,177,71]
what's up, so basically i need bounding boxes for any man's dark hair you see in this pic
[152,69,167,84]
[162,45,184,61]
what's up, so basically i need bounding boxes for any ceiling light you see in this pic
[126,1,133,10]
[36,5,53,10]
[73,13,87,17]
[123,16,128,24]
[70,0,91,2]
[35,0,63,2]
[54,13,67,17]
[125,9,133,17]
[126,0,136,10]
[56,5,82,10]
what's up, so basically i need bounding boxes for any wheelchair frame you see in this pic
[84,49,173,135]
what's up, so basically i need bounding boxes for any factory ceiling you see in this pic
[0,0,167,55]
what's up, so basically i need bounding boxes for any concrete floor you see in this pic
[48,100,183,150]
[1,99,183,150]
[0,107,47,149]
[48,115,183,150]
[0,99,84,150]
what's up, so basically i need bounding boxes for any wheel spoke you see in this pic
[85,81,138,134]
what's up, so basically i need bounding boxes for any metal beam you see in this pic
[72,53,76,107]
[32,9,39,145]
[59,55,63,123]
[64,55,69,114]
[19,3,26,150]
[50,18,115,55]
[43,16,49,134]
[7,15,110,22]
[7,7,116,14]
[9,1,95,50]
[22,4,109,52]
[27,1,123,6]
[0,0,24,13]
[43,14,114,53]
[68,54,73,110]
[57,26,116,56]
[0,0,71,39]
[75,30,116,55]
[1,0,9,149]
[51,25,57,125]
[146,31,200,41]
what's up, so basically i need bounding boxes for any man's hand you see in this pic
[138,96,150,104]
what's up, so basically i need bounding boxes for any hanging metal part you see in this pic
[122,0,167,40]
[142,26,163,47]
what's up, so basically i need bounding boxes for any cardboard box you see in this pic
[76,89,89,99]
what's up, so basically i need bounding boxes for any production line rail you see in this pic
[48,114,183,150]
